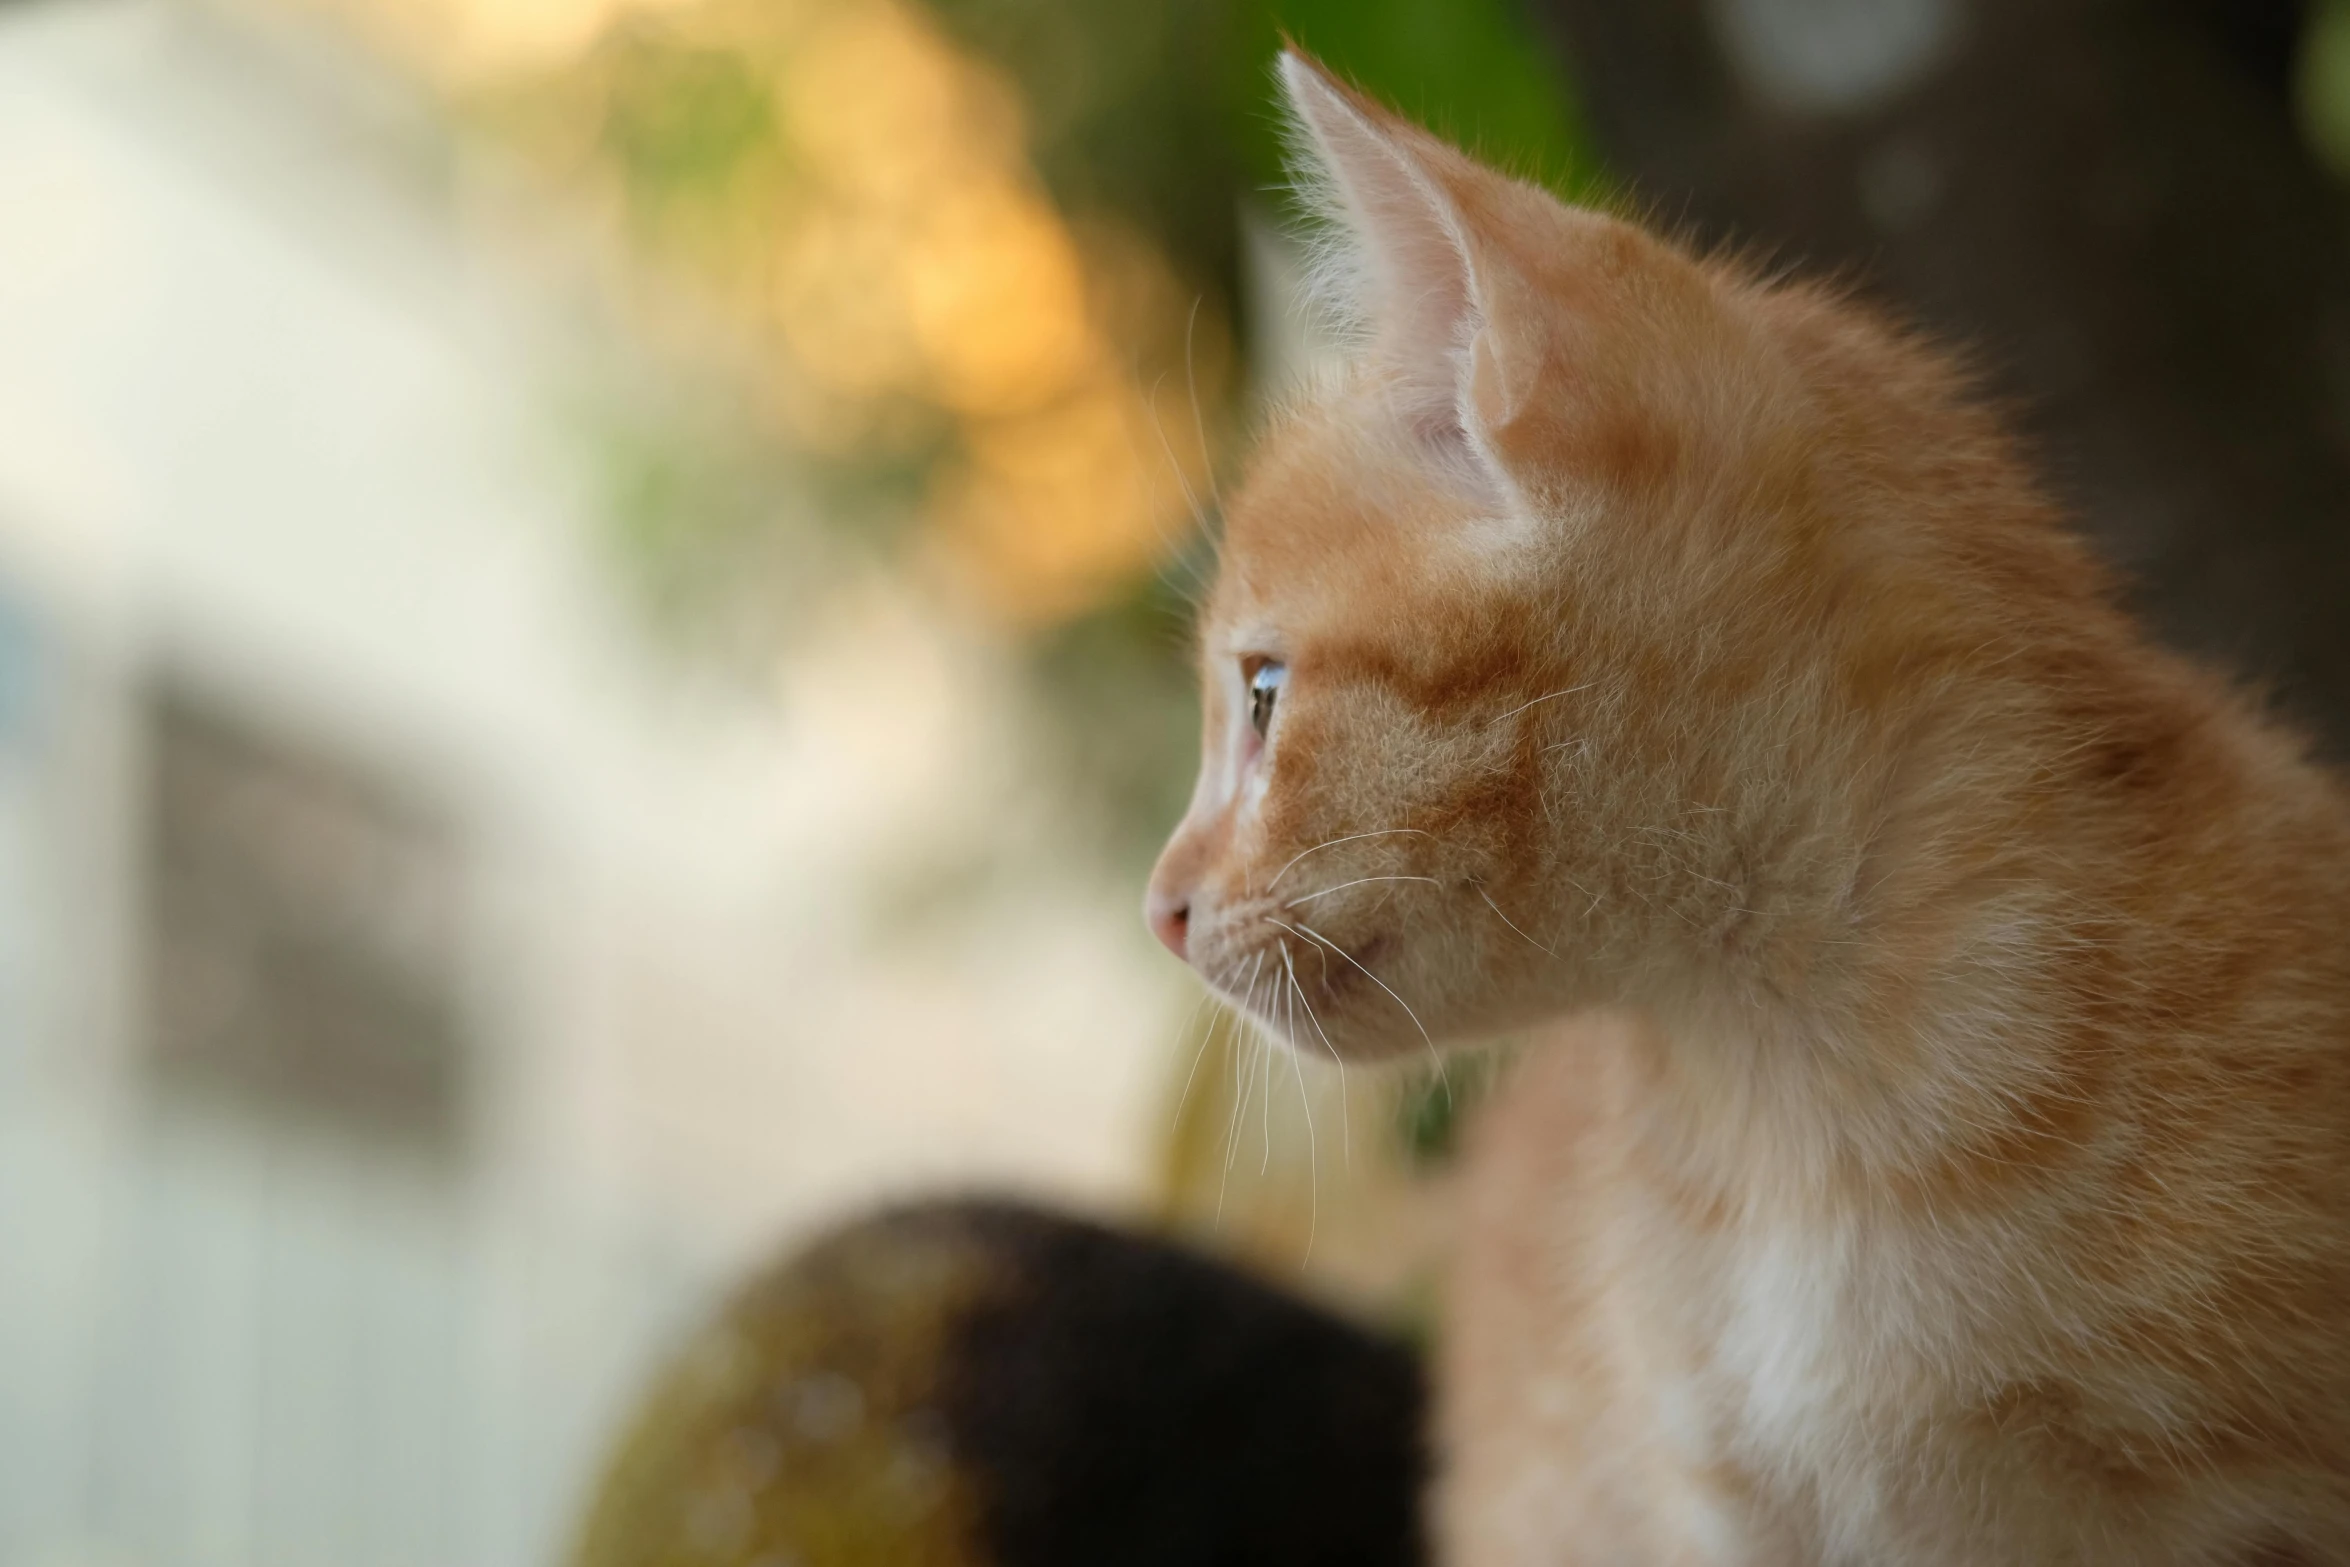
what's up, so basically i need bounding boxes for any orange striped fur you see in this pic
[1144,50,2350,1566]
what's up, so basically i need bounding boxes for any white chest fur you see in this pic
[1716,1221,1857,1455]
[1629,1204,1937,1563]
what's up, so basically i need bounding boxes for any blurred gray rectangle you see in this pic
[143,684,468,1152]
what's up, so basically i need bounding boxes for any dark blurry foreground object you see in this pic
[1531,0,2350,750]
[572,1200,1428,1567]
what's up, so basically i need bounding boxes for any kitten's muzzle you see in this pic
[1196,903,1386,1021]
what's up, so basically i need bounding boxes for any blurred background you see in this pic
[5,0,2350,1561]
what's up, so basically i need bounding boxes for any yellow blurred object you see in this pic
[314,0,1226,627]
[571,1210,989,1567]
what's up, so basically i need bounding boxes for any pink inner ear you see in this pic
[1408,400,1468,448]
[1279,53,1515,505]
[1403,395,1475,470]
[1279,57,1477,369]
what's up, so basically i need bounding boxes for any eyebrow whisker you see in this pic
[1475,883,1558,957]
[1265,828,1434,893]
[1283,874,1441,908]
[1267,916,1450,1105]
[1490,682,1596,724]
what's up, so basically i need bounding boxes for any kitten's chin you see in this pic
[1198,931,1451,1065]
[1212,930,1466,1066]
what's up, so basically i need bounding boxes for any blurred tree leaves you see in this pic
[1223,0,1593,201]
[923,0,1244,295]
[916,0,1591,869]
[923,0,1594,349]
[600,40,773,205]
[488,0,1589,876]
[454,0,1595,1266]
[1022,563,1207,868]
[2301,0,2350,177]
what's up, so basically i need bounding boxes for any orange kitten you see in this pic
[1145,51,2350,1565]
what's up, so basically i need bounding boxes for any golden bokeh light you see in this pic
[313,0,1227,626]
[775,5,1021,203]
[901,186,1096,419]
[748,0,1218,620]
[296,0,703,80]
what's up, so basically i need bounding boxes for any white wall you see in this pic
[0,3,1183,1561]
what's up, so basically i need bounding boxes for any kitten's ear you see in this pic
[1277,50,1546,491]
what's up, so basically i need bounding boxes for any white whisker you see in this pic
[1215,952,1265,1225]
[1265,828,1434,893]
[1146,375,1213,542]
[1168,989,1219,1130]
[1221,1022,1258,1192]
[1184,295,1224,517]
[1284,874,1441,908]
[1259,1001,1275,1178]
[1120,378,1210,609]
[1274,916,1451,1105]
[1283,942,1351,1171]
[1476,884,1558,956]
[1283,952,1320,1261]
[1491,683,1596,724]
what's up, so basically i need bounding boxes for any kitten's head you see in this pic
[1147,53,2070,1061]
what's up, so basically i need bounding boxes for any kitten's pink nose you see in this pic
[1145,887,1190,960]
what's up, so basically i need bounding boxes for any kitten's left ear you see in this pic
[1277,50,1552,494]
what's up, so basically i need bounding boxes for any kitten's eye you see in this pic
[1246,658,1287,740]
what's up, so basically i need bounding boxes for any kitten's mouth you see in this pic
[1204,924,1388,1031]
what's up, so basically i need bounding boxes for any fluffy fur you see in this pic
[1144,51,2350,1565]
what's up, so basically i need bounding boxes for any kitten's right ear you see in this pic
[1277,50,1548,498]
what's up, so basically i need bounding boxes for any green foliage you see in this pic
[2301,0,2350,181]
[1022,560,1209,871]
[1223,0,1594,202]
[910,0,1594,868]
[922,0,1246,292]
[1398,1067,1467,1167]
[1397,1045,1508,1168]
[579,402,848,669]
[921,0,1597,323]
[600,42,772,194]
[592,413,776,630]
[532,0,1595,861]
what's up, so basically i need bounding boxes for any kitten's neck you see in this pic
[1602,656,2350,1216]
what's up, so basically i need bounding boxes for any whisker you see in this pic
[1259,1000,1275,1178]
[1184,294,1225,517]
[1475,884,1558,957]
[1490,682,1596,725]
[1271,916,1452,1105]
[1120,381,1210,610]
[1216,952,1265,1225]
[1284,874,1441,908]
[1266,828,1434,893]
[1283,941,1351,1171]
[1221,1023,1258,1192]
[1283,955,1319,1262]
[1168,989,1219,1131]
[1146,372,1214,544]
